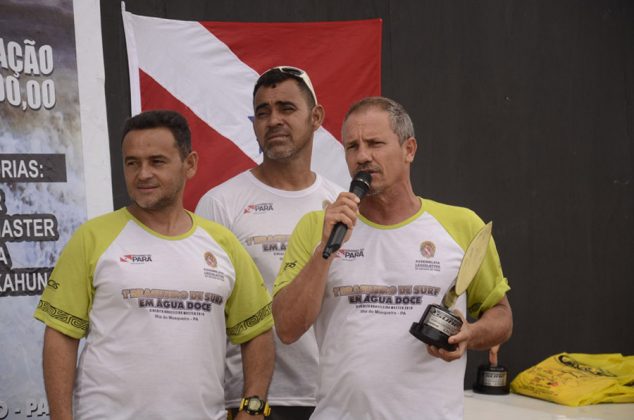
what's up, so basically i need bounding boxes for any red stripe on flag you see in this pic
[140,70,256,210]
[202,20,382,140]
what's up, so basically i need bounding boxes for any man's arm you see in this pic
[43,326,79,420]
[273,192,360,344]
[461,295,513,350]
[272,242,333,344]
[235,329,274,420]
[428,295,513,362]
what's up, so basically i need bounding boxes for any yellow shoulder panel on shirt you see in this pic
[273,210,324,296]
[421,199,510,317]
[33,209,131,339]
[194,213,273,345]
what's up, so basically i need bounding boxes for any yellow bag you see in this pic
[510,353,634,406]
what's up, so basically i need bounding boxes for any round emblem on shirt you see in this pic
[204,251,217,268]
[420,241,436,259]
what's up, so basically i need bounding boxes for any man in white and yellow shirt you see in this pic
[196,66,342,420]
[273,97,513,420]
[35,110,274,420]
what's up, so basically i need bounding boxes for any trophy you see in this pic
[473,345,510,394]
[410,222,492,351]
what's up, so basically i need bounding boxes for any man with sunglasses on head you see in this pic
[196,66,343,419]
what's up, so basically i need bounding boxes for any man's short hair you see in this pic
[122,110,192,159]
[253,66,317,108]
[344,97,415,144]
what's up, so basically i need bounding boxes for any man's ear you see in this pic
[311,104,325,131]
[404,137,417,163]
[185,151,199,179]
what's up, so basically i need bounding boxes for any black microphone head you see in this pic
[349,171,372,198]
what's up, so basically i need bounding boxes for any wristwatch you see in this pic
[238,396,271,416]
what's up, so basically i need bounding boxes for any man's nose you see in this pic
[268,109,283,126]
[355,144,372,164]
[138,162,153,179]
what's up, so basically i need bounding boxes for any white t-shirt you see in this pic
[35,209,273,420]
[196,170,343,407]
[275,198,510,420]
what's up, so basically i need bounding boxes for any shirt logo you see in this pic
[243,202,274,214]
[420,241,436,258]
[204,251,217,268]
[416,241,440,272]
[283,261,298,271]
[120,254,153,264]
[203,251,224,281]
[335,248,365,260]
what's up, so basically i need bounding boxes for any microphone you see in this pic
[322,171,372,259]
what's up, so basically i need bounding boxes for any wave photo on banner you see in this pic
[0,1,110,419]
[122,4,382,210]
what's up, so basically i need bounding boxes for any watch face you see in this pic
[247,398,263,411]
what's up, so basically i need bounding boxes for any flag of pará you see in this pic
[122,5,382,210]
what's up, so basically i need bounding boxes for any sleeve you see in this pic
[33,225,94,339]
[424,200,510,319]
[466,234,510,319]
[455,210,510,319]
[220,228,274,345]
[273,211,324,296]
[195,191,233,229]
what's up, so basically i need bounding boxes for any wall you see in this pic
[100,0,634,386]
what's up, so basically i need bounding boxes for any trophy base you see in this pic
[473,364,510,395]
[410,304,462,351]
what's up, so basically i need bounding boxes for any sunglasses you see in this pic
[259,66,318,105]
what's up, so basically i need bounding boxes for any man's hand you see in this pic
[426,309,470,362]
[426,295,513,362]
[321,192,360,246]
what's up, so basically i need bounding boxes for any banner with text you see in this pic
[0,1,110,419]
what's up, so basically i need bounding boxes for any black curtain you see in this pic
[100,0,634,386]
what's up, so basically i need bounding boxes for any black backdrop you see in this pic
[100,0,634,388]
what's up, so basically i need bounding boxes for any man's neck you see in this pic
[251,159,316,191]
[360,186,421,226]
[127,204,193,236]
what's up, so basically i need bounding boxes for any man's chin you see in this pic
[131,198,164,212]
[264,147,295,161]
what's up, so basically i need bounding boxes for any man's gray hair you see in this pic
[343,96,415,144]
